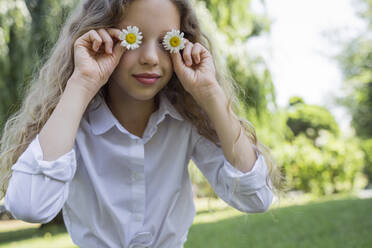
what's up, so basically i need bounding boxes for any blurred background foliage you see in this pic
[333,0,372,184]
[0,0,371,225]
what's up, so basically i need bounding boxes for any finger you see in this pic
[191,43,202,64]
[107,28,126,59]
[111,39,126,63]
[81,30,102,52]
[89,30,103,52]
[170,50,187,74]
[97,28,114,54]
[182,40,193,67]
[107,28,127,62]
[106,28,123,42]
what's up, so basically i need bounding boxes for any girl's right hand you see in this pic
[70,28,126,95]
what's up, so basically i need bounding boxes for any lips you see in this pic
[133,73,161,78]
[133,73,161,85]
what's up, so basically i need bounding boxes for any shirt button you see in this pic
[132,172,143,181]
[134,213,142,221]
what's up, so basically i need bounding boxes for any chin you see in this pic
[129,90,160,101]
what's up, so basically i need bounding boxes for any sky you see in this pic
[247,0,368,135]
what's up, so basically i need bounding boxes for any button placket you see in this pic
[130,137,146,228]
[132,171,141,181]
[134,213,142,221]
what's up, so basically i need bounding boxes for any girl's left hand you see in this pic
[170,39,222,106]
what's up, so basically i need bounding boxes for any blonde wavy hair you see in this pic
[0,0,284,203]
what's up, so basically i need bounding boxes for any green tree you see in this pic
[335,0,372,183]
[0,0,77,129]
[0,0,30,126]
[199,0,270,44]
[336,38,372,139]
[286,96,340,142]
[25,0,78,63]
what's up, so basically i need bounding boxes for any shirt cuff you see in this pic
[11,134,77,182]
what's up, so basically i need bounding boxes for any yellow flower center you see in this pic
[170,36,180,47]
[126,33,136,44]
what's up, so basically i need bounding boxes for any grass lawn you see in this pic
[0,193,371,248]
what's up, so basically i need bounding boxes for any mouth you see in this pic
[133,73,161,85]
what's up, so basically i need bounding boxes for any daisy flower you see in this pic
[119,25,143,50]
[162,29,186,53]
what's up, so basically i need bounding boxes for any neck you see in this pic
[105,83,159,134]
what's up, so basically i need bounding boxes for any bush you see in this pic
[274,130,367,196]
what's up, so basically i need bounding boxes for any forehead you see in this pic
[118,0,180,36]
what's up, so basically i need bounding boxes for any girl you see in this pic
[0,0,282,247]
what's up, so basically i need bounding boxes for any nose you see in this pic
[138,40,159,66]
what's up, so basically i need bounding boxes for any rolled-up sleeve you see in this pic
[190,127,273,213]
[4,133,77,223]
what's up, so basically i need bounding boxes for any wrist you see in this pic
[66,73,98,100]
[198,84,226,114]
[60,81,96,116]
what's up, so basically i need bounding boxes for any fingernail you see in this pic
[110,47,113,54]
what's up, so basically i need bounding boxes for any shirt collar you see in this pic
[88,92,184,136]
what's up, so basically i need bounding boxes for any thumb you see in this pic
[112,43,126,63]
[170,51,187,74]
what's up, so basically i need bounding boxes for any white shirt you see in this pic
[5,91,273,248]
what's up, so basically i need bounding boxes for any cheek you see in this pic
[116,52,136,73]
[163,61,174,83]
[163,55,173,73]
